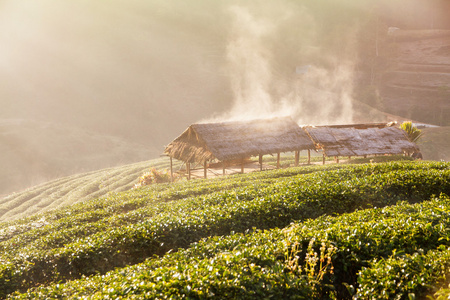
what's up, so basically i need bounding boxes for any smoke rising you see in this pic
[213,1,358,125]
[224,5,276,119]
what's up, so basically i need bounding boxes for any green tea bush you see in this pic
[278,194,450,299]
[1,162,449,298]
[9,194,450,299]
[356,247,450,299]
[433,284,450,300]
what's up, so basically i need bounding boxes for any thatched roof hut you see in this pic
[304,124,419,157]
[164,117,315,164]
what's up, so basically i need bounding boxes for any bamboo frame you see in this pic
[277,153,281,169]
[170,157,173,183]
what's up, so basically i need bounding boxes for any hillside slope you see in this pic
[0,119,157,197]
[0,157,175,222]
[418,126,450,161]
[379,30,450,126]
[0,154,413,223]
[1,161,449,299]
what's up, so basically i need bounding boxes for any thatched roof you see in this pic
[164,117,315,164]
[304,125,419,157]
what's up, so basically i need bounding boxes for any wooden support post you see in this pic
[259,154,263,171]
[295,151,299,167]
[187,162,191,180]
[170,157,173,183]
[336,156,339,164]
[308,149,311,164]
[323,154,326,165]
[223,161,226,176]
[204,161,207,179]
[277,152,281,169]
[348,156,351,161]
[241,159,245,173]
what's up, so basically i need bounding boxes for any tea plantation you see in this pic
[1,161,450,299]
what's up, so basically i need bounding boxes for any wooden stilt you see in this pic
[277,153,281,169]
[187,162,191,180]
[308,149,311,164]
[295,151,299,167]
[259,154,263,171]
[223,161,226,176]
[170,157,173,183]
[241,159,245,173]
[204,161,207,179]
[336,156,339,164]
[323,154,326,165]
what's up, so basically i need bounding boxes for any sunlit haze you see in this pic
[1,0,449,195]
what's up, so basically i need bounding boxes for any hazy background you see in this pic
[1,0,449,195]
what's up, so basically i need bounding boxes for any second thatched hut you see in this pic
[303,123,420,163]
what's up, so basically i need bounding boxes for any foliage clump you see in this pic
[400,121,423,143]
[134,168,177,187]
[1,161,450,299]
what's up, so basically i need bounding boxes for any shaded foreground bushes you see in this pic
[9,194,450,299]
[0,162,449,298]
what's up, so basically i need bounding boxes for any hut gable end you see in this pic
[164,126,215,164]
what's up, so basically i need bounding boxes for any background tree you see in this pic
[400,121,423,143]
